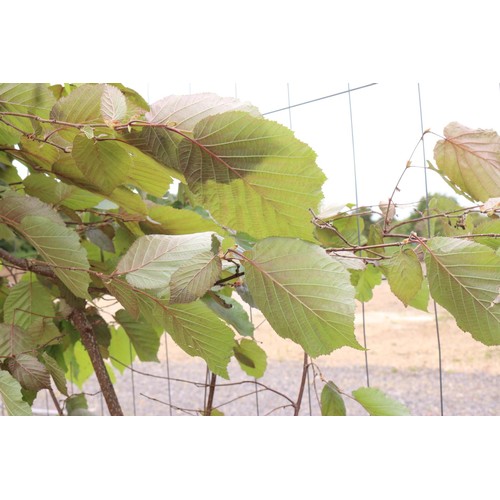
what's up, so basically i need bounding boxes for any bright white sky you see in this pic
[126,80,500,217]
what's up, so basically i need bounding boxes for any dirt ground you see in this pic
[159,280,500,377]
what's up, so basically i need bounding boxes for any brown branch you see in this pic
[69,307,123,416]
[0,248,56,279]
[48,387,64,416]
[294,352,309,416]
[204,372,217,416]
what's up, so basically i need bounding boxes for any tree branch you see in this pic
[69,307,123,416]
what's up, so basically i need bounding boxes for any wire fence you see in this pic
[2,83,499,417]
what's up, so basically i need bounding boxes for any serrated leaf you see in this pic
[20,216,91,299]
[159,301,235,378]
[244,237,361,357]
[352,387,410,416]
[4,276,55,331]
[350,264,382,302]
[321,381,346,416]
[0,370,32,416]
[115,232,218,294]
[107,281,235,378]
[233,338,267,378]
[434,122,500,202]
[126,93,259,175]
[41,352,68,396]
[72,135,131,195]
[381,248,423,306]
[425,237,500,345]
[201,293,254,337]
[179,111,325,240]
[51,84,105,124]
[101,84,127,123]
[7,353,51,392]
[109,325,136,374]
[115,309,160,362]
[0,323,34,357]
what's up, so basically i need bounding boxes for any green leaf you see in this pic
[434,122,500,202]
[101,84,127,123]
[0,83,55,145]
[314,215,366,247]
[0,194,91,299]
[65,341,94,389]
[72,135,131,195]
[51,84,105,124]
[169,246,222,303]
[352,387,410,416]
[86,227,115,253]
[4,276,55,332]
[209,409,224,416]
[472,219,500,250]
[20,216,91,300]
[41,352,68,396]
[6,353,51,392]
[0,323,34,357]
[407,277,430,312]
[145,204,221,235]
[233,338,267,378]
[244,237,361,357]
[0,370,32,416]
[201,293,254,337]
[0,191,67,226]
[159,301,235,378]
[425,237,500,345]
[381,248,423,306]
[179,111,325,240]
[16,135,62,170]
[109,325,136,374]
[115,309,160,362]
[121,142,174,196]
[350,264,382,302]
[126,93,259,174]
[66,393,93,416]
[115,232,219,295]
[24,173,104,210]
[107,281,235,378]
[321,381,346,416]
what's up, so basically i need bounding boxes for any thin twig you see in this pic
[48,387,64,416]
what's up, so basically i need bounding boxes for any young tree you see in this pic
[0,84,498,416]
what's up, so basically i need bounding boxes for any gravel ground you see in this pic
[15,281,500,417]
[31,357,498,416]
